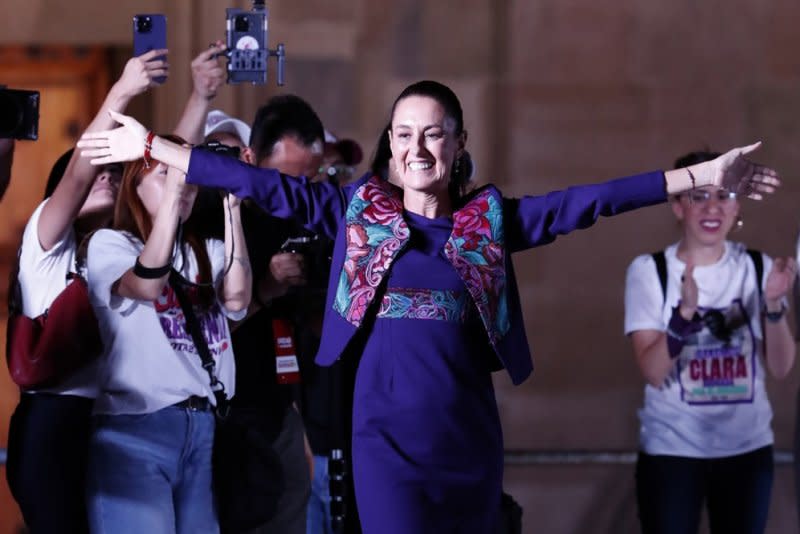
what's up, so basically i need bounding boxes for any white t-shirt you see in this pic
[624,241,774,458]
[87,229,246,415]
[18,200,99,398]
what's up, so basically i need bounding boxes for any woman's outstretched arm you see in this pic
[78,112,349,239]
[505,143,780,252]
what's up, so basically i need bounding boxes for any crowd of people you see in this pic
[2,41,796,534]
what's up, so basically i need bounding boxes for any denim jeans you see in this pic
[86,405,218,534]
[307,454,332,534]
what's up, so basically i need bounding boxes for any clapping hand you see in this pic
[764,257,797,307]
[679,263,698,320]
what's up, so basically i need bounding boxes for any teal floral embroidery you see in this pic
[444,190,509,345]
[333,177,410,325]
[377,288,470,322]
[333,178,509,345]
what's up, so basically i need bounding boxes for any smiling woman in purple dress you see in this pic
[77,80,779,533]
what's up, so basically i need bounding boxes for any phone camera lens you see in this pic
[137,16,152,33]
[235,15,250,33]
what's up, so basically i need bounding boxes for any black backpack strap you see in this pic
[169,270,230,419]
[651,251,668,304]
[746,249,764,300]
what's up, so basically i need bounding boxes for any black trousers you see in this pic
[6,393,93,534]
[636,446,773,534]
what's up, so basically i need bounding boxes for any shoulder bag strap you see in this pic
[746,248,764,300]
[651,251,668,306]
[169,270,230,419]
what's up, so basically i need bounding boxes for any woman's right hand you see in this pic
[77,110,148,165]
[679,263,698,319]
[711,142,780,200]
[115,49,169,98]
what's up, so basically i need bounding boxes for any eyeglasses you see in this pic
[686,189,737,204]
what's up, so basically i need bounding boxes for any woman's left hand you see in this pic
[77,110,148,165]
[764,256,797,303]
[713,142,781,200]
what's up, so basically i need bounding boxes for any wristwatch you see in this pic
[764,302,787,323]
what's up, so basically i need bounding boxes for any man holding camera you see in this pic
[202,97,331,534]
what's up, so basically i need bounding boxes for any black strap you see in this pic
[746,249,763,300]
[651,251,668,303]
[652,248,764,305]
[168,270,230,419]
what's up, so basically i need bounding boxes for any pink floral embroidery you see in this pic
[445,190,509,345]
[333,179,509,346]
[334,177,410,325]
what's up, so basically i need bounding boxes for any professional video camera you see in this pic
[225,0,286,85]
[0,86,39,140]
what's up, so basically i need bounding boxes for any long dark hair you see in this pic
[388,80,474,201]
[115,134,215,307]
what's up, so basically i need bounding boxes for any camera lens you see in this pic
[235,15,250,33]
[136,16,152,33]
[0,91,23,137]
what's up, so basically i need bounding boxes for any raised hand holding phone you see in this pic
[133,14,168,85]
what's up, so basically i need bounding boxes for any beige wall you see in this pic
[2,1,800,532]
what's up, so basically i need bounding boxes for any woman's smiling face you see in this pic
[389,95,463,197]
[672,186,740,247]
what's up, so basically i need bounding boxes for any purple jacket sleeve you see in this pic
[186,148,349,240]
[504,171,667,252]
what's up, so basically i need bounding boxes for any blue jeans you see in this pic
[307,454,332,534]
[86,405,218,534]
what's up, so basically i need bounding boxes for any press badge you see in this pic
[272,318,301,385]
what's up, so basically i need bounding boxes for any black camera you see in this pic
[197,140,242,160]
[279,235,317,255]
[279,234,333,291]
[328,448,348,533]
[0,87,39,140]
[234,14,250,33]
[224,1,285,85]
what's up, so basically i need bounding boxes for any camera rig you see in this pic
[224,0,285,85]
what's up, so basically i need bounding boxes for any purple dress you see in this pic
[352,210,503,533]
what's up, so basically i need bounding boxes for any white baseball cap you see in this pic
[204,109,252,146]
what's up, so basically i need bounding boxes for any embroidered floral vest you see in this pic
[332,176,510,346]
